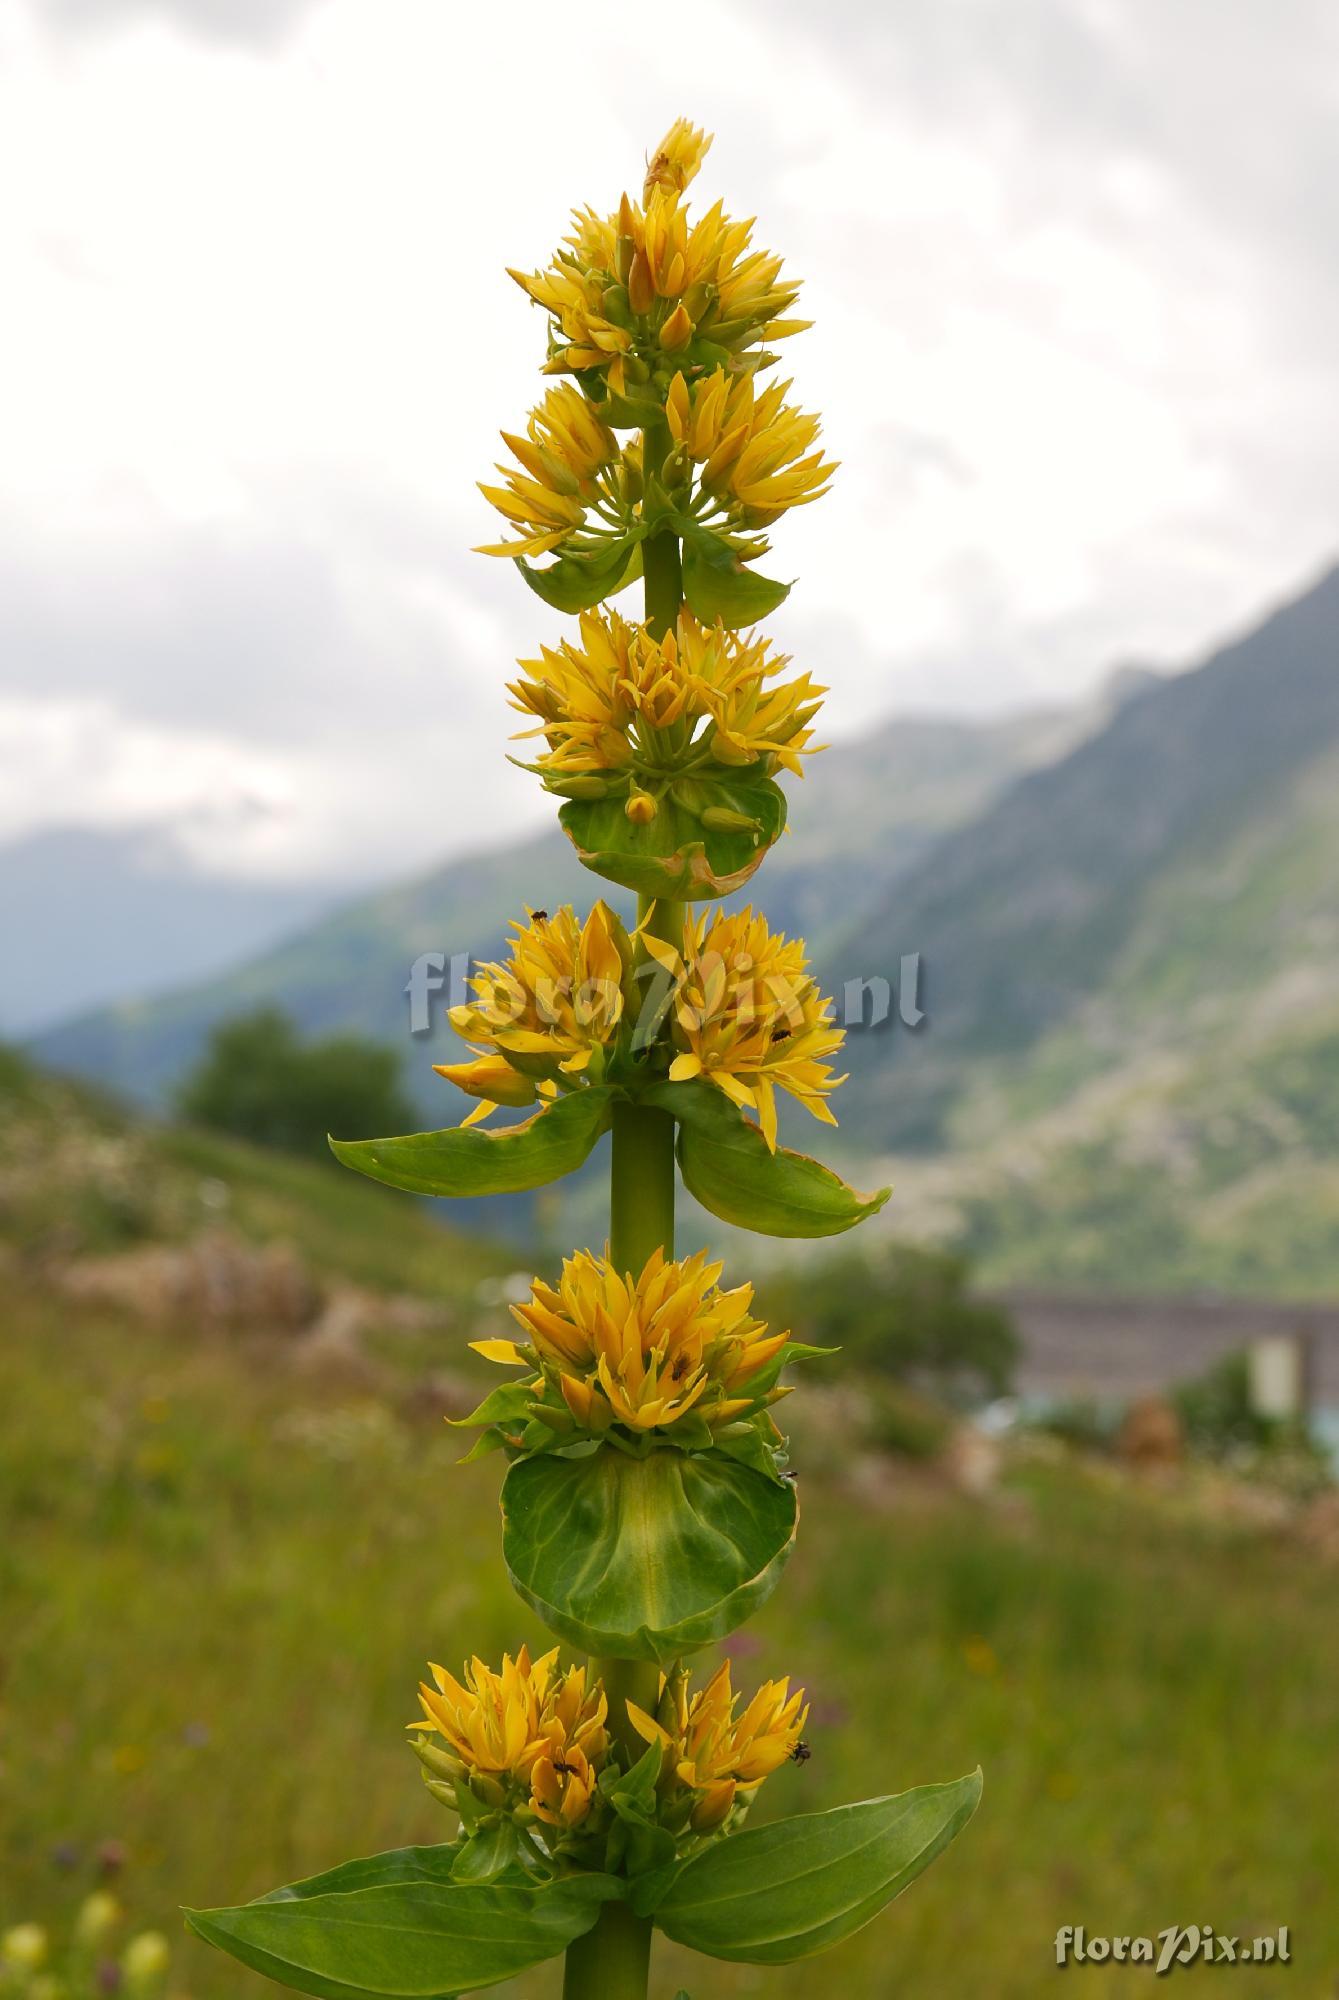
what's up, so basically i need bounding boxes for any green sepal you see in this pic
[449,1382,534,1434]
[559,775,785,902]
[601,1741,679,1884]
[500,1447,796,1663]
[186,1866,623,1998]
[515,536,641,613]
[330,1088,614,1199]
[652,1772,982,1962]
[678,524,791,627]
[647,1079,891,1237]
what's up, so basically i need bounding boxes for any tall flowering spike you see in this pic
[468,1245,798,1443]
[509,606,826,800]
[199,119,977,2000]
[643,906,847,1151]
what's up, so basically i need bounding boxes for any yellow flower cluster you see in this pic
[411,1646,610,1830]
[667,367,835,533]
[472,1246,789,1438]
[510,606,824,793]
[439,903,632,1122]
[629,1661,808,1831]
[508,120,803,391]
[645,908,846,1150]
[477,384,624,560]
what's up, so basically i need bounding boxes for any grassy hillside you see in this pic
[2,1058,1337,1996]
[5,1288,1337,1999]
[0,1044,511,1301]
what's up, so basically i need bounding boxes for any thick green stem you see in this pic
[561,1900,653,2000]
[564,419,687,2000]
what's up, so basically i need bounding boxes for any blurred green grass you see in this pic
[4,1282,1337,1999]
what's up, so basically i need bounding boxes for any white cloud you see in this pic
[2,0,1337,880]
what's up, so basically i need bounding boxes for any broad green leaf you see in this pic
[653,1773,982,1963]
[647,1080,891,1237]
[501,1447,796,1662]
[679,527,791,627]
[257,1846,462,1904]
[330,1089,613,1199]
[186,1872,621,2000]
[560,776,785,902]
[515,537,640,612]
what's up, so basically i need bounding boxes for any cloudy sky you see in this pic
[2,0,1337,886]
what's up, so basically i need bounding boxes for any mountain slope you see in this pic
[0,825,338,1036]
[30,703,1079,1109]
[829,561,1339,1152]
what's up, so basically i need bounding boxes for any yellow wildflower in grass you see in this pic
[644,907,845,1151]
[411,1646,609,1830]
[667,367,835,533]
[510,606,825,793]
[440,903,632,1123]
[507,119,803,388]
[477,384,624,559]
[628,1661,808,1831]
[473,1246,789,1438]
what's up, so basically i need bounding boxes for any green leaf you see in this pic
[186,1872,622,1999]
[516,537,639,613]
[679,527,791,627]
[653,1773,982,1963]
[256,1846,463,1904]
[501,1447,796,1663]
[647,1080,891,1237]
[330,1089,614,1199]
[560,776,785,902]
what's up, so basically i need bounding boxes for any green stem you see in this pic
[564,417,687,2000]
[561,1899,653,2000]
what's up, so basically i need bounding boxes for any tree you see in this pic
[763,1242,1018,1401]
[177,1007,415,1163]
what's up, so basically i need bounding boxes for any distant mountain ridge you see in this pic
[25,561,1339,1297]
[0,825,338,1036]
[827,561,1339,1149]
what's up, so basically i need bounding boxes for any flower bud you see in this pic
[700,806,761,834]
[659,303,694,351]
[412,1735,466,1783]
[625,791,658,825]
[543,774,612,800]
[627,251,655,315]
